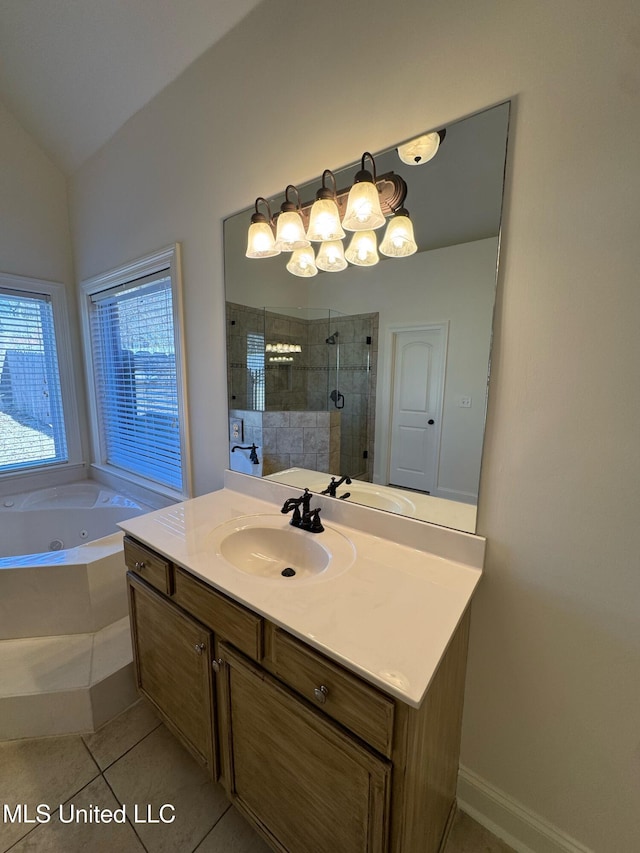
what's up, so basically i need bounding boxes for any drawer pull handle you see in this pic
[313,685,329,704]
[134,560,146,571]
[211,658,223,673]
[194,643,206,655]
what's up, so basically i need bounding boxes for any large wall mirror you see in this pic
[224,101,510,533]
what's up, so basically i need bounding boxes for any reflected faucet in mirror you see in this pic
[224,102,511,534]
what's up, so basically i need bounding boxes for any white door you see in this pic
[389,325,446,493]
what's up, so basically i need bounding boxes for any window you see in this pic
[246,332,265,410]
[81,246,190,497]
[0,274,79,475]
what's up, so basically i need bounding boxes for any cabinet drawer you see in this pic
[267,627,394,757]
[173,567,263,660]
[124,536,173,595]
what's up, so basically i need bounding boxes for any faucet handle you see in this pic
[307,507,324,533]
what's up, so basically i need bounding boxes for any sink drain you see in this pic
[281,567,296,578]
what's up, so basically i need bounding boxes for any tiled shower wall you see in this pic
[228,408,341,476]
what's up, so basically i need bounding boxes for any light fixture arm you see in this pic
[355,151,378,184]
[315,169,338,201]
[251,196,274,225]
[281,184,303,213]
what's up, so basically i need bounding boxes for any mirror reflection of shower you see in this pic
[326,331,342,410]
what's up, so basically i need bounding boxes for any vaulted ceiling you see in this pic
[0,0,263,174]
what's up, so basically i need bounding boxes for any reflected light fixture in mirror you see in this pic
[397,129,446,165]
[345,230,380,266]
[286,246,318,277]
[316,239,348,272]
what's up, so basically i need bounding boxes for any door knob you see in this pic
[428,419,435,425]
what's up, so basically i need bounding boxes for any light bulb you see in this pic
[274,210,309,252]
[306,198,345,242]
[345,230,379,266]
[286,246,318,277]
[342,181,385,231]
[316,240,348,272]
[379,211,418,257]
[246,221,279,258]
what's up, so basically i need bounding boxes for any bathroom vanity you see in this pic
[120,472,484,853]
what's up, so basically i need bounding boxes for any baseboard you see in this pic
[457,766,593,853]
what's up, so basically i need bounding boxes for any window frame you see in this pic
[80,244,192,500]
[0,271,82,482]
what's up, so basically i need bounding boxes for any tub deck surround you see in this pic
[119,470,484,707]
[0,481,160,739]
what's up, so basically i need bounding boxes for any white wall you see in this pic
[0,100,88,472]
[0,100,73,283]
[69,1,640,850]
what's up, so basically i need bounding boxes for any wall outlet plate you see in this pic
[230,418,244,441]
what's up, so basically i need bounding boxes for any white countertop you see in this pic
[119,477,483,708]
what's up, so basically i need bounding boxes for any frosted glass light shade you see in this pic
[345,230,379,266]
[246,221,279,258]
[316,240,348,272]
[306,198,345,242]
[397,132,440,165]
[286,246,318,277]
[379,214,418,257]
[342,180,385,231]
[274,211,309,251]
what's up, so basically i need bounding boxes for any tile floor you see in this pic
[0,699,516,853]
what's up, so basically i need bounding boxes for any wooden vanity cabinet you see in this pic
[127,573,217,775]
[125,536,471,853]
[217,642,391,853]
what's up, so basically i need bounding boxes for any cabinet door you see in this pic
[217,642,391,853]
[128,573,217,776]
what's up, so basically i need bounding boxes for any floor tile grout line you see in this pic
[100,769,150,853]
[190,803,233,853]
[1,766,102,853]
[82,718,163,773]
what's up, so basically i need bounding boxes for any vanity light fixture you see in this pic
[342,152,386,232]
[286,245,318,277]
[247,150,417,276]
[345,230,379,266]
[274,185,309,252]
[306,171,345,242]
[379,206,418,257]
[396,129,446,165]
[245,198,279,258]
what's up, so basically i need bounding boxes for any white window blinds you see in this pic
[0,288,68,472]
[246,332,265,410]
[88,273,183,491]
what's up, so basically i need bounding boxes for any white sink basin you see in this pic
[208,514,356,582]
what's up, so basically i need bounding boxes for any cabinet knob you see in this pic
[211,658,224,673]
[134,560,145,571]
[313,685,329,704]
[194,642,206,655]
